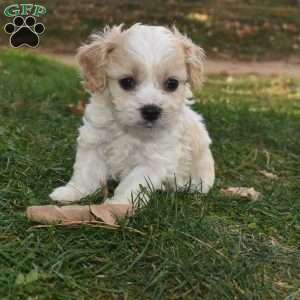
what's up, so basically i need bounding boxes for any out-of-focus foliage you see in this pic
[0,0,299,59]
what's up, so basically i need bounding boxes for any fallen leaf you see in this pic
[66,100,87,116]
[26,203,133,227]
[220,187,261,201]
[186,13,209,23]
[259,170,278,180]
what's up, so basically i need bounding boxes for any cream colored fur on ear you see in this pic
[172,26,205,90]
[77,25,123,93]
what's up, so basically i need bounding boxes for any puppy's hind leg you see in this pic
[190,147,215,194]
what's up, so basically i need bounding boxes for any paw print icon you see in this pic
[4,16,45,48]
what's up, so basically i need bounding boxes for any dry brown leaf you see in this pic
[259,170,278,180]
[66,100,87,116]
[186,13,209,23]
[26,203,133,226]
[220,187,261,201]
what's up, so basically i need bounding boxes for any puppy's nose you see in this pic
[140,105,162,122]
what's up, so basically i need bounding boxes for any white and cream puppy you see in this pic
[50,24,215,206]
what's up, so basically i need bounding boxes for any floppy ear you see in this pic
[77,25,123,94]
[172,27,205,90]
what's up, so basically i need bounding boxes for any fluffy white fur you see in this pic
[50,24,215,205]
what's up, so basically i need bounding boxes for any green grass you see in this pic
[0,50,300,300]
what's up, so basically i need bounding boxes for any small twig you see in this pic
[28,221,145,235]
[29,221,118,229]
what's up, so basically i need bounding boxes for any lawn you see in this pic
[0,50,299,300]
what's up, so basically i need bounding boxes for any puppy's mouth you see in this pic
[137,120,158,129]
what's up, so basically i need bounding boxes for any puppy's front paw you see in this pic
[49,185,83,203]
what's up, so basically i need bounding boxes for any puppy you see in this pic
[50,24,215,206]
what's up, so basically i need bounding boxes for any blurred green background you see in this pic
[1,0,300,60]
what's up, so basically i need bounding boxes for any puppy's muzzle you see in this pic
[140,105,162,122]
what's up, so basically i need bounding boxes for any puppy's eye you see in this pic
[119,77,136,91]
[164,78,179,92]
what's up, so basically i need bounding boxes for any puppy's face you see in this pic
[78,24,204,130]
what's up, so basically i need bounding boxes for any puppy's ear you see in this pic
[172,26,205,90]
[77,25,123,94]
